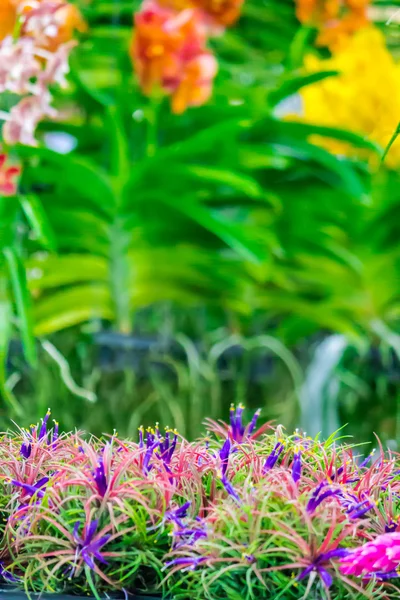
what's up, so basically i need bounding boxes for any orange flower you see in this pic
[131,0,217,112]
[194,0,244,27]
[171,52,217,113]
[316,7,368,50]
[295,0,339,25]
[157,0,244,27]
[0,0,18,40]
[294,0,370,51]
[20,1,87,51]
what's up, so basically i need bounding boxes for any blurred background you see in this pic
[1,0,400,445]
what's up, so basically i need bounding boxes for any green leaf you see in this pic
[27,255,108,290]
[17,146,116,213]
[268,119,383,154]
[20,194,57,251]
[186,165,267,199]
[3,248,36,366]
[268,70,339,107]
[0,279,22,416]
[34,285,114,336]
[159,194,266,264]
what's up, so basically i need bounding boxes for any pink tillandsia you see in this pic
[340,532,400,580]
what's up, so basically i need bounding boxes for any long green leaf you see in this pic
[20,195,57,251]
[3,248,36,366]
[268,70,339,107]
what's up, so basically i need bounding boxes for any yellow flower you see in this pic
[296,26,400,168]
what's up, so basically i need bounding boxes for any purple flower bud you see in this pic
[263,442,284,473]
[306,482,340,514]
[220,476,241,504]
[165,556,206,570]
[52,420,59,449]
[292,451,302,483]
[38,409,51,440]
[93,457,107,497]
[247,409,261,436]
[219,438,231,479]
[20,442,32,460]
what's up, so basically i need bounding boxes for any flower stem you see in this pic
[146,97,161,158]
[85,565,102,600]
[381,121,400,165]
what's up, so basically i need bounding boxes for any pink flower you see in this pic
[0,36,41,95]
[340,533,400,578]
[2,95,54,146]
[40,40,76,87]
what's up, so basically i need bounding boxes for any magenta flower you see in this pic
[340,533,400,578]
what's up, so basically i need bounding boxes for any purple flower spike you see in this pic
[292,451,302,483]
[263,442,284,473]
[358,450,376,470]
[93,457,108,497]
[157,428,178,467]
[298,549,349,589]
[229,405,237,441]
[306,482,341,514]
[38,408,51,440]
[143,441,159,475]
[229,404,262,443]
[166,502,191,527]
[221,477,241,504]
[342,498,373,520]
[52,420,59,449]
[138,426,144,449]
[247,409,261,436]
[235,404,245,439]
[73,521,110,571]
[165,556,206,570]
[219,438,231,479]
[0,563,18,583]
[20,442,32,460]
[12,476,49,499]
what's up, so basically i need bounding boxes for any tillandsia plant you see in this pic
[0,407,400,598]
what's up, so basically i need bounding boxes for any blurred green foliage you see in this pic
[1,0,400,444]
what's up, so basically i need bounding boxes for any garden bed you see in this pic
[0,406,399,600]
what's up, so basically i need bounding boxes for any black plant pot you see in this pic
[0,590,162,600]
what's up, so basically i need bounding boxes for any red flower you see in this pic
[0,153,20,196]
